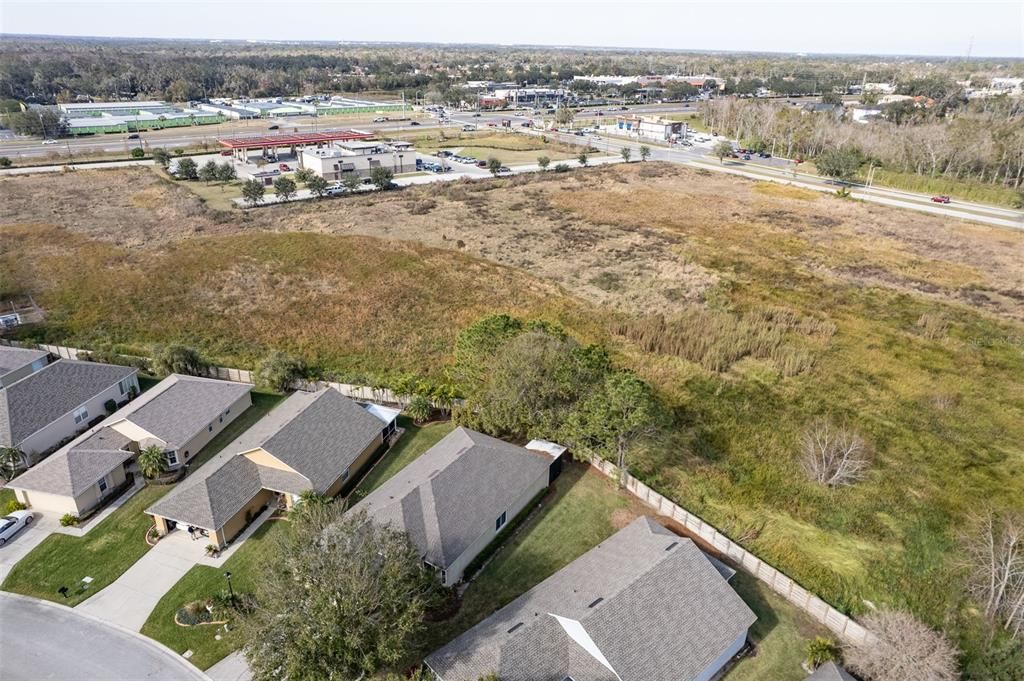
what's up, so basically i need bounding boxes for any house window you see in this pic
[440,569,447,585]
[218,415,223,423]
[208,423,213,432]
[495,511,507,532]
[97,476,108,493]
[225,407,230,415]
[165,450,179,467]
[73,406,89,424]
[118,378,132,395]
[340,467,350,482]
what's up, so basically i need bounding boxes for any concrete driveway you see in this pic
[0,511,58,582]
[1,592,209,681]
[75,530,202,631]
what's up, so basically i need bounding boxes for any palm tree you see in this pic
[138,445,167,480]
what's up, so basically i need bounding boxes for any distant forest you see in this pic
[1,35,1020,103]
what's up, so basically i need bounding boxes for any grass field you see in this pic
[2,162,1021,672]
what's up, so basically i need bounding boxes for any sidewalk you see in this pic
[74,504,276,631]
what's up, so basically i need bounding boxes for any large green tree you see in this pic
[243,506,441,681]
[816,147,862,184]
[241,179,265,206]
[273,175,297,201]
[153,344,206,377]
[561,371,664,483]
[370,166,395,190]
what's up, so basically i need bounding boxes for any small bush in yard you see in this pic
[130,148,145,159]
[60,513,79,527]
[5,500,27,514]
[104,399,117,415]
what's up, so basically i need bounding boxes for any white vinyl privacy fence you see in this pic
[4,341,455,408]
[589,457,875,647]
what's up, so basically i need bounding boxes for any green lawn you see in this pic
[0,392,281,607]
[726,571,821,681]
[140,518,288,670]
[348,418,455,504]
[1,484,172,605]
[0,487,15,509]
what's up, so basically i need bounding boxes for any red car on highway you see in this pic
[931,195,951,204]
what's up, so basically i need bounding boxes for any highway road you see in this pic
[0,592,208,681]
[521,125,1024,231]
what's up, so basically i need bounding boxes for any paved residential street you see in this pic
[0,592,208,681]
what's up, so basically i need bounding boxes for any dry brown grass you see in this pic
[3,163,1020,320]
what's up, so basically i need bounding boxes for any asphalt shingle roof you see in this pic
[227,388,387,491]
[10,374,251,499]
[10,426,133,497]
[125,375,252,449]
[0,359,136,447]
[0,346,48,380]
[351,427,552,570]
[147,388,386,530]
[425,517,757,681]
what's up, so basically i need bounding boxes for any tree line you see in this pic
[701,96,1024,189]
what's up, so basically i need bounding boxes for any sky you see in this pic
[1,0,1021,58]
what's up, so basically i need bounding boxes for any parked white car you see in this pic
[0,510,33,546]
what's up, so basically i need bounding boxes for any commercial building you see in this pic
[490,87,567,107]
[58,101,178,117]
[300,140,415,179]
[612,114,686,141]
[58,100,224,135]
[201,97,409,119]
[426,517,757,681]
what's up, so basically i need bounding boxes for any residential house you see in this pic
[807,662,857,681]
[146,387,398,548]
[0,345,50,387]
[9,374,251,517]
[425,517,757,681]
[351,427,558,585]
[0,358,138,465]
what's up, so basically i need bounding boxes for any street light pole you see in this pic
[224,570,234,601]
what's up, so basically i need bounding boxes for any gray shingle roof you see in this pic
[146,388,384,530]
[226,388,387,491]
[807,662,858,681]
[425,517,757,681]
[125,375,252,449]
[351,427,552,570]
[10,426,133,497]
[0,346,48,379]
[9,374,249,500]
[0,359,136,447]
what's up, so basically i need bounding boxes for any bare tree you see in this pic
[962,509,1024,639]
[800,419,871,487]
[846,610,959,681]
